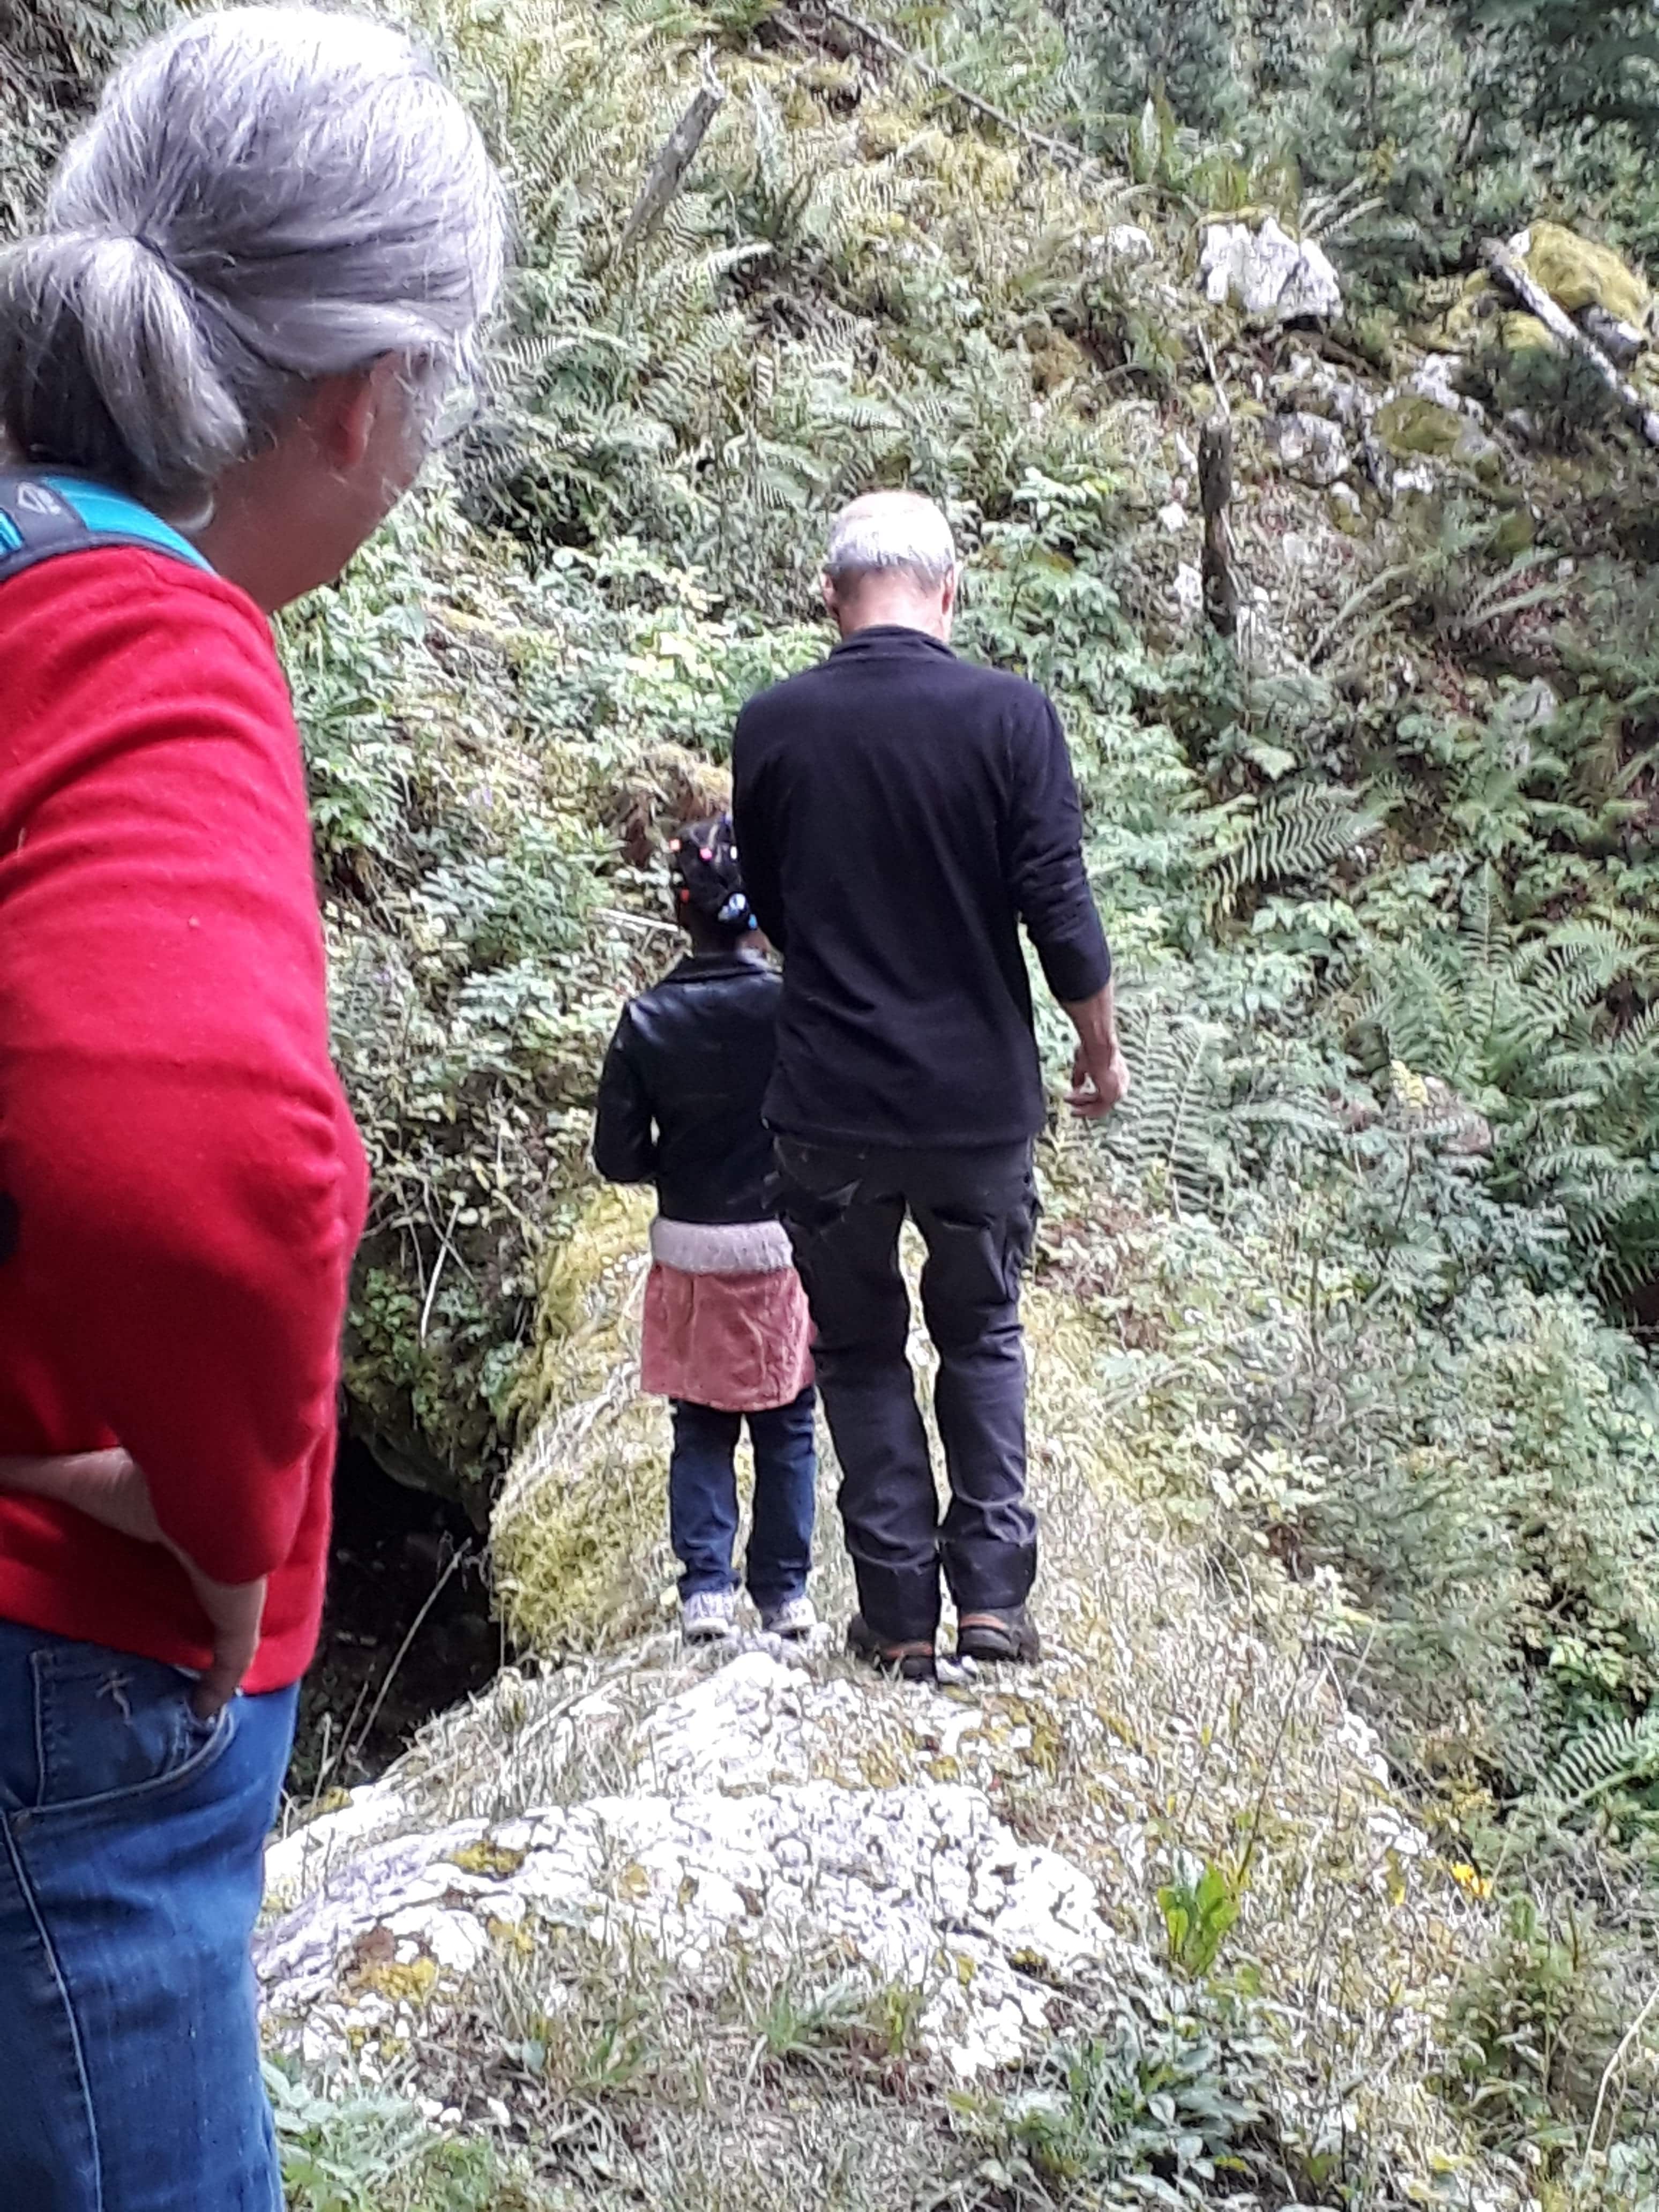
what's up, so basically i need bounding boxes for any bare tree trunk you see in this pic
[1482,238,1659,450]
[617,63,725,260]
[1199,414,1238,640]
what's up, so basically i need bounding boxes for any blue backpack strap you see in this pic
[0,469,213,586]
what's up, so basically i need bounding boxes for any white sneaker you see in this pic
[682,1589,738,1643]
[759,1594,817,1641]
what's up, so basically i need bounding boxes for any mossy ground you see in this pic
[491,1185,670,1654]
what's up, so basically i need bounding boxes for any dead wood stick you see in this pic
[618,58,726,259]
[1481,238,1659,450]
[1199,413,1238,640]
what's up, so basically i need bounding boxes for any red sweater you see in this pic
[0,547,368,1693]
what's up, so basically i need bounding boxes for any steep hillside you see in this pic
[5,0,1659,2202]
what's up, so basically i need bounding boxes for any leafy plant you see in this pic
[1157,1862,1242,1977]
[962,2002,1277,2206]
[1440,1897,1656,2179]
[268,2064,528,2212]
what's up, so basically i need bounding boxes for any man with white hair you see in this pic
[732,488,1126,1679]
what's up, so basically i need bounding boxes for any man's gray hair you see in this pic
[0,6,506,510]
[825,491,958,592]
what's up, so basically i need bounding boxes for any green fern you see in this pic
[1539,1712,1659,1818]
[1104,1000,1232,1212]
[1204,781,1377,922]
[1350,870,1659,1288]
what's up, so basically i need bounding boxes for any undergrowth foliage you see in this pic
[6,0,1659,2199]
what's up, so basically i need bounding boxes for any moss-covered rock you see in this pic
[1488,506,1538,558]
[1434,229,1646,363]
[1375,390,1504,487]
[1432,285,1555,360]
[490,1184,668,1654]
[1500,309,1558,356]
[1377,390,1466,459]
[1435,270,1504,353]
[1522,220,1649,327]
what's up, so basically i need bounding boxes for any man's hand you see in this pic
[1062,981,1131,1120]
[0,1448,266,1717]
[1069,1037,1131,1119]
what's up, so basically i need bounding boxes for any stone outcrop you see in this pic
[1265,409,1351,486]
[258,1272,1505,2196]
[260,1648,1153,2082]
[1200,216,1342,325]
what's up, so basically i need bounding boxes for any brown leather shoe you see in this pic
[956,1606,1042,1664]
[846,1612,937,1682]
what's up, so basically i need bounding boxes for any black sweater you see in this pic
[731,626,1111,1148]
[593,953,782,1222]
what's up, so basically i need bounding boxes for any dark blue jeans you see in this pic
[670,1385,817,1607]
[0,1619,298,2211]
[774,1138,1040,1643]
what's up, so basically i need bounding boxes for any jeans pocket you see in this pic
[28,1637,232,1814]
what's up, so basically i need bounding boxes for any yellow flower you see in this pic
[1448,1860,1494,1901]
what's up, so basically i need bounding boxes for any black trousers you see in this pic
[773,1137,1039,1641]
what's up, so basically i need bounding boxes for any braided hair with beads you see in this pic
[667,815,756,939]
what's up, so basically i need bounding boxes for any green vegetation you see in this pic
[270,2062,542,2210]
[8,0,1659,2200]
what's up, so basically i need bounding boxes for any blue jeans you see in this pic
[670,1386,817,1606]
[0,1620,298,2211]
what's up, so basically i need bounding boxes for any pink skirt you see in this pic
[641,1262,814,1412]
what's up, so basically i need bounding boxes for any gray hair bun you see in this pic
[0,6,506,510]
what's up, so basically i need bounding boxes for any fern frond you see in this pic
[1105,1003,1231,1213]
[1203,781,1373,921]
[1540,1712,1659,1815]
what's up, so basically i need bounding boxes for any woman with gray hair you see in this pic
[0,11,504,2207]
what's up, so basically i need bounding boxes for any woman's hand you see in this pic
[0,1447,165,1541]
[176,1567,267,1720]
[0,1449,266,1717]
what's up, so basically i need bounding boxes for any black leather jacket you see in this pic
[593,952,782,1223]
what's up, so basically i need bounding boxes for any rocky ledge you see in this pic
[261,1645,1156,2082]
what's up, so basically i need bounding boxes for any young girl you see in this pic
[594,817,816,1642]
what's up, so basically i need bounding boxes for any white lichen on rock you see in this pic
[260,1651,1140,2081]
[1200,216,1342,324]
[1266,409,1352,485]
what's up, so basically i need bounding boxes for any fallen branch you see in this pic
[1192,320,1230,417]
[809,0,1114,186]
[1580,1977,1659,2181]
[1481,238,1659,450]
[418,1193,465,1345]
[617,51,726,259]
